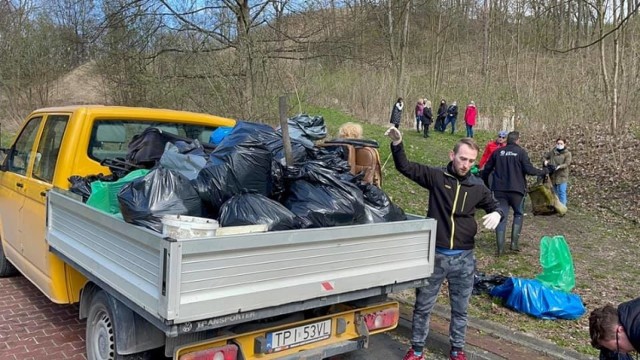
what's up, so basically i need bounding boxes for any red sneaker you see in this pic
[403,348,426,360]
[449,350,467,360]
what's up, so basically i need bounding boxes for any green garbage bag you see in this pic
[86,169,150,214]
[535,235,575,292]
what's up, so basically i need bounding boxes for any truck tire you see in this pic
[0,241,18,277]
[86,290,157,360]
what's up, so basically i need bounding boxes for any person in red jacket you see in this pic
[478,131,507,169]
[464,101,478,138]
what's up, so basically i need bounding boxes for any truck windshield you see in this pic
[89,120,219,162]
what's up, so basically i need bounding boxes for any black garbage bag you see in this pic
[159,142,208,180]
[193,138,273,217]
[279,114,327,148]
[126,127,207,169]
[68,174,118,202]
[218,121,308,165]
[283,179,367,228]
[359,183,406,223]
[473,272,508,296]
[118,168,202,232]
[283,159,367,228]
[219,193,303,231]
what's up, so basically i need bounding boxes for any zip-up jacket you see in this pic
[391,142,501,250]
[599,297,640,359]
[482,143,548,195]
[619,297,640,352]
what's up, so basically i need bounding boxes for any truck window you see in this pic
[5,117,42,176]
[33,115,69,183]
[89,120,220,162]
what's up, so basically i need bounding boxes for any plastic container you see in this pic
[162,215,219,239]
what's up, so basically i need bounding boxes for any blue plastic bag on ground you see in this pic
[490,277,586,320]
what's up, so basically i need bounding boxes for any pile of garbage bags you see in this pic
[72,116,406,234]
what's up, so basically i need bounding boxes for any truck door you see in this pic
[21,114,70,301]
[0,117,43,271]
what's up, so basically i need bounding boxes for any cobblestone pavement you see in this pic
[0,275,86,360]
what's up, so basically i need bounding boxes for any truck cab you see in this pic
[0,106,235,302]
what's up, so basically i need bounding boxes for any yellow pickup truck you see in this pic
[0,105,436,360]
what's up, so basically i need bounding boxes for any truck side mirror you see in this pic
[0,147,10,171]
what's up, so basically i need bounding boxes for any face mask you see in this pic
[556,145,565,150]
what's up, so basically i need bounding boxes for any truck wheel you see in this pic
[86,291,157,360]
[0,241,18,277]
[86,290,127,360]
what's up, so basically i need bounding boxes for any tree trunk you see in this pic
[482,0,490,77]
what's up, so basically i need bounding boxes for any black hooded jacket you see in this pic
[391,142,501,250]
[599,297,640,360]
[482,142,548,195]
[620,297,640,352]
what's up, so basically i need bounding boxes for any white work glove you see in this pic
[384,127,402,145]
[482,211,501,230]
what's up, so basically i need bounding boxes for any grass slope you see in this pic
[308,105,640,357]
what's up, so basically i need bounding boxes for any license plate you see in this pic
[265,319,332,352]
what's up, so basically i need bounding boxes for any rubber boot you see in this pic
[496,231,506,256]
[511,224,522,252]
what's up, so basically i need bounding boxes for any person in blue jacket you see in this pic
[590,297,640,360]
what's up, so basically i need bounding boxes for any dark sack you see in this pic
[194,135,273,217]
[283,161,367,228]
[359,183,406,223]
[126,127,206,169]
[284,180,366,228]
[218,122,308,166]
[118,168,202,232]
[219,193,303,231]
[210,121,308,203]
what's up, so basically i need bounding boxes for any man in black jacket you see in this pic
[590,297,640,360]
[385,127,502,360]
[481,131,551,255]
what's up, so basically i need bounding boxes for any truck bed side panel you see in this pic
[47,190,435,325]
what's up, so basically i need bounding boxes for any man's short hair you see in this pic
[589,305,619,349]
[453,137,479,153]
[507,131,520,145]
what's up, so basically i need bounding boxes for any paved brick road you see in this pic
[0,275,86,360]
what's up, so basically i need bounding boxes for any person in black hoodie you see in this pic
[422,100,433,138]
[436,99,447,132]
[385,126,502,360]
[589,297,640,360]
[481,131,553,255]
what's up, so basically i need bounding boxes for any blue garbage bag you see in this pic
[209,126,234,145]
[490,277,586,320]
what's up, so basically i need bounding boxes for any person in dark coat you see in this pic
[589,297,640,360]
[444,101,459,134]
[390,97,404,128]
[422,100,433,138]
[436,99,447,132]
[415,99,424,133]
[385,126,502,360]
[481,131,553,255]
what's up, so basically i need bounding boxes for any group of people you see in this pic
[391,98,478,138]
[388,105,637,360]
[382,123,576,360]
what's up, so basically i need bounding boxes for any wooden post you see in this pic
[279,95,294,167]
